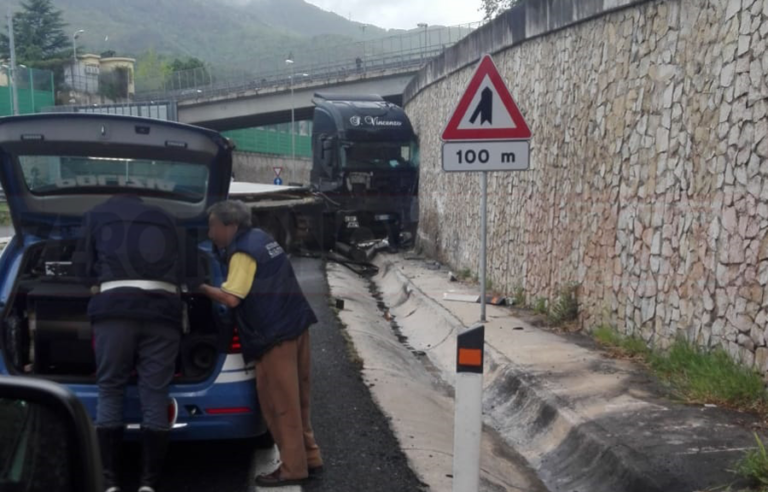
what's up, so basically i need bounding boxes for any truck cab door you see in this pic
[320,136,336,178]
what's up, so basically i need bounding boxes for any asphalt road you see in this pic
[120,257,426,492]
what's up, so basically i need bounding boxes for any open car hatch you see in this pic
[0,113,233,238]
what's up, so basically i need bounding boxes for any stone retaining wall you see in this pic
[405,0,768,370]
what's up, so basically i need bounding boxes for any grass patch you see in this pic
[533,297,548,315]
[593,325,622,346]
[734,434,768,489]
[457,268,473,281]
[548,284,579,325]
[512,286,526,307]
[649,342,767,412]
[593,325,650,359]
[594,326,768,490]
[592,326,766,414]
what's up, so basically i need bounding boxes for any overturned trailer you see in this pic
[228,182,326,252]
[228,181,395,265]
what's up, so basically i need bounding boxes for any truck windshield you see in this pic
[343,142,415,170]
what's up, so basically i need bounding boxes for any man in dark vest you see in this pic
[199,200,322,488]
[74,194,197,492]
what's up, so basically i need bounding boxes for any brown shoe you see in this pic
[255,469,307,488]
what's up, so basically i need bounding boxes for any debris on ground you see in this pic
[443,293,480,303]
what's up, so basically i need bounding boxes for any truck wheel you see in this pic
[307,213,335,250]
[260,214,288,251]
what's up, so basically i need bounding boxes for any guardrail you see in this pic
[135,46,446,103]
[134,21,483,103]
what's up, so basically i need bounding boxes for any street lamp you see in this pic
[417,23,428,59]
[286,57,296,161]
[2,63,25,115]
[73,30,84,92]
[285,58,309,162]
[1,65,13,113]
[360,24,367,59]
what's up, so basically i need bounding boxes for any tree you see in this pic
[481,0,521,20]
[99,66,130,101]
[166,57,210,90]
[134,49,171,92]
[168,57,206,72]
[0,0,69,63]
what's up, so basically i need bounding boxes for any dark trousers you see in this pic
[94,319,181,430]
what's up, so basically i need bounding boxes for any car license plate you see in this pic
[375,214,392,221]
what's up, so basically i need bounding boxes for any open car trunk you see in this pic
[2,238,229,384]
[0,114,236,384]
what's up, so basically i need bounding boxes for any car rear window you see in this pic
[18,155,210,203]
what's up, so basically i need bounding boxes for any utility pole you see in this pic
[286,56,295,161]
[417,23,429,60]
[360,24,367,59]
[73,30,84,94]
[7,9,18,115]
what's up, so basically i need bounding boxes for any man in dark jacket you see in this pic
[199,200,321,488]
[75,195,193,492]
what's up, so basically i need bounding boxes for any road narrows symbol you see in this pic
[441,55,531,141]
[469,87,493,126]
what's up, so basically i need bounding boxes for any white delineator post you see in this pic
[452,324,485,492]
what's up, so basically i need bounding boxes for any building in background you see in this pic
[64,54,136,105]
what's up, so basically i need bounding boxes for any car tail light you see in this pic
[205,407,251,415]
[229,327,242,354]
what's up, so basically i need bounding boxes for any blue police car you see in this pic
[0,113,265,441]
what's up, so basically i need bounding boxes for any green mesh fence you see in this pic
[0,68,55,116]
[223,127,312,158]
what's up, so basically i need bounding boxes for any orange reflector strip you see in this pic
[458,348,483,367]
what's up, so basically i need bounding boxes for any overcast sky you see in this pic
[306,1,483,30]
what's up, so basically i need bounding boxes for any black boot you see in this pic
[96,426,124,492]
[138,428,170,492]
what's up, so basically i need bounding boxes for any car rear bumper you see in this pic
[68,368,264,441]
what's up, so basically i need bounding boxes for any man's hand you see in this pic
[200,284,242,309]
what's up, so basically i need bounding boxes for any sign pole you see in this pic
[440,55,531,323]
[480,172,487,322]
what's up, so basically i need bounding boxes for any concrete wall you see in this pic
[405,0,768,370]
[232,151,312,186]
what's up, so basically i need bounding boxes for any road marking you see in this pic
[247,445,302,492]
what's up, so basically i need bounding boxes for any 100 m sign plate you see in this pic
[442,141,530,172]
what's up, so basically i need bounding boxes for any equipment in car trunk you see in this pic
[27,285,94,376]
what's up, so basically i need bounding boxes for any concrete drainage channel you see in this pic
[327,262,547,492]
[330,254,750,492]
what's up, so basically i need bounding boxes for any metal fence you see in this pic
[223,126,312,157]
[0,67,55,116]
[135,22,483,102]
[42,101,177,121]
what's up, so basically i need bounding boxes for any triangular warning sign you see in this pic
[442,55,531,141]
[274,167,283,177]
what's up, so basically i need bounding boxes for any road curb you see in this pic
[374,256,741,492]
[326,263,547,492]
